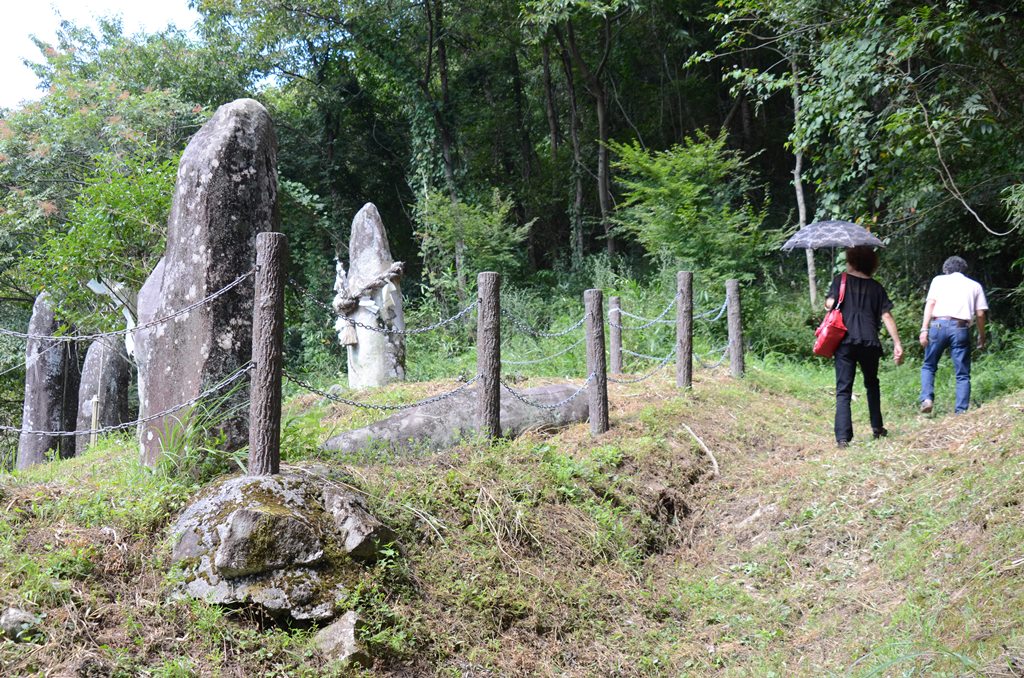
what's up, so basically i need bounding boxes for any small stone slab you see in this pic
[315,611,371,666]
[322,487,396,560]
[1,607,41,642]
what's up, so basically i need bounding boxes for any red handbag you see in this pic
[813,273,847,358]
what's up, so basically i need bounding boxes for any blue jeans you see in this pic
[920,319,972,412]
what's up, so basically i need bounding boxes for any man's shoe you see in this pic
[873,427,888,439]
[837,440,850,449]
[920,399,933,414]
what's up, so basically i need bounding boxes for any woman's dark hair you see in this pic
[845,246,879,276]
[942,255,968,275]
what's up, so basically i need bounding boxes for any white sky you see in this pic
[0,1,200,110]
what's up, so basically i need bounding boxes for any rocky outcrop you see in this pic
[322,382,590,454]
[169,468,395,622]
[17,293,80,470]
[136,98,278,467]
[333,203,405,389]
[76,337,132,456]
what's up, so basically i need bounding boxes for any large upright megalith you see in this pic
[75,337,132,456]
[135,99,278,467]
[333,204,405,389]
[16,293,80,470]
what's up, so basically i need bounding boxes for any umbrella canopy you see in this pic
[781,220,885,251]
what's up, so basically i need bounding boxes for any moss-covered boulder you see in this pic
[169,468,395,621]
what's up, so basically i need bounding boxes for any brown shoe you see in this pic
[920,399,933,414]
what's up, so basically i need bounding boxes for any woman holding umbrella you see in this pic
[783,221,904,448]
[824,246,904,447]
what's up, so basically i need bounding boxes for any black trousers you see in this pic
[834,342,883,443]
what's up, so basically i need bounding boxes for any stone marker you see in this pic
[135,98,278,467]
[333,203,405,389]
[315,611,371,666]
[321,382,589,454]
[76,337,132,456]
[16,293,80,471]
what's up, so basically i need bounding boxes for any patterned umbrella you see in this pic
[781,220,885,250]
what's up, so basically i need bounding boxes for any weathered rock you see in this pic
[1,607,40,641]
[321,382,590,454]
[315,611,371,666]
[76,337,132,456]
[323,487,396,559]
[333,203,405,389]
[136,98,277,467]
[17,293,80,470]
[170,468,394,621]
[214,506,323,578]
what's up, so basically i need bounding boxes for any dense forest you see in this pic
[1,0,1023,437]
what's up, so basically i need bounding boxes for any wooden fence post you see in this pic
[676,271,693,389]
[585,289,609,435]
[726,279,744,378]
[609,296,622,375]
[248,232,287,476]
[476,271,501,439]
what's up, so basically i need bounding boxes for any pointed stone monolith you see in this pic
[16,293,80,470]
[332,203,405,389]
[75,337,132,455]
[135,98,278,467]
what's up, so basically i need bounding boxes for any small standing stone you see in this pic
[17,293,80,470]
[135,99,278,467]
[1,607,41,641]
[333,203,405,389]
[315,611,370,666]
[76,336,132,455]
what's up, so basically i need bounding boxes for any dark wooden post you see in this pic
[248,232,287,476]
[676,271,693,389]
[476,272,501,439]
[585,289,609,434]
[609,296,622,375]
[726,279,744,378]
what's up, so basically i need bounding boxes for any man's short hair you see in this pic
[846,246,879,276]
[942,256,968,275]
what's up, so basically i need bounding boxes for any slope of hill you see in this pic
[1,361,1022,676]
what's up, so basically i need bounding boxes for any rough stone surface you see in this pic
[315,611,370,666]
[170,468,394,621]
[76,336,132,455]
[333,203,405,389]
[322,487,396,559]
[322,382,589,454]
[136,98,278,467]
[214,507,323,578]
[1,607,40,641]
[17,293,80,470]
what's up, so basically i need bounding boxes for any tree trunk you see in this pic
[791,60,816,307]
[541,41,561,161]
[557,37,585,267]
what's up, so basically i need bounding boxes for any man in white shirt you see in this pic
[918,256,988,414]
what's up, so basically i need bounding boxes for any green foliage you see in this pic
[610,131,773,282]
[414,188,531,302]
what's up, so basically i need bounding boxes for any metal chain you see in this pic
[4,362,253,437]
[344,300,477,336]
[608,295,676,330]
[501,308,585,338]
[622,348,669,362]
[502,337,586,366]
[284,371,479,411]
[289,278,478,336]
[608,347,677,384]
[499,372,594,411]
[696,345,729,369]
[696,299,728,322]
[0,269,256,343]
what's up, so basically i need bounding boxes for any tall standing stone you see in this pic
[333,203,405,389]
[16,293,80,470]
[76,337,132,456]
[135,99,278,467]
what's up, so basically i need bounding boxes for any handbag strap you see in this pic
[836,272,847,309]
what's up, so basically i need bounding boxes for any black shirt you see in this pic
[827,274,893,349]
